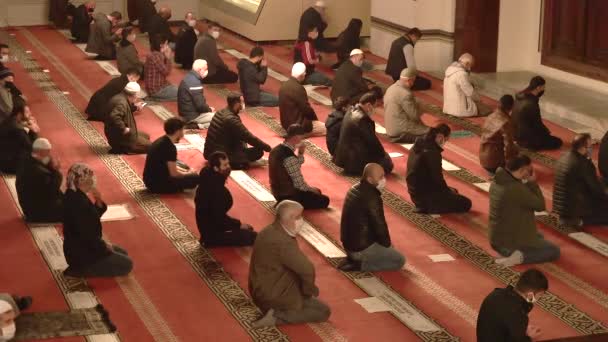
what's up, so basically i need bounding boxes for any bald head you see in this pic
[362,163,385,185]
[458,53,474,71]
[158,6,172,20]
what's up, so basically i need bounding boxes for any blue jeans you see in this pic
[493,239,560,264]
[348,243,406,272]
[148,84,178,102]
[258,91,279,107]
[304,71,332,86]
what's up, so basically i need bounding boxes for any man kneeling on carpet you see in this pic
[269,124,330,210]
[339,163,405,272]
[63,163,133,278]
[490,154,560,266]
[16,138,64,223]
[104,81,150,154]
[249,200,331,328]
[0,293,32,341]
[144,118,198,194]
[204,93,271,170]
[177,59,215,129]
[195,151,257,247]
[85,68,141,122]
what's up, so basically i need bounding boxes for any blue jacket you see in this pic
[178,70,212,121]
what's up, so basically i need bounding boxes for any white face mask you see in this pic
[40,156,51,165]
[194,29,200,36]
[376,177,386,190]
[187,20,196,27]
[1,322,16,340]
[201,70,209,79]
[0,55,8,63]
[526,293,538,304]
[210,31,220,39]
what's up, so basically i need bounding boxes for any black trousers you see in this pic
[201,68,238,84]
[391,75,431,91]
[278,190,330,210]
[388,132,425,144]
[201,229,257,247]
[230,147,264,170]
[582,200,608,226]
[148,174,199,194]
[413,191,472,214]
[520,135,563,151]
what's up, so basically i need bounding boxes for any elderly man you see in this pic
[331,49,374,105]
[340,163,405,272]
[85,68,141,121]
[175,13,198,69]
[104,82,150,154]
[385,28,430,90]
[554,133,608,228]
[512,76,562,151]
[443,53,485,117]
[177,59,214,128]
[383,68,430,143]
[335,93,393,176]
[147,6,176,47]
[297,1,332,52]
[16,138,64,223]
[70,1,95,43]
[145,34,177,101]
[204,93,271,170]
[249,200,331,327]
[193,22,238,84]
[279,63,325,137]
[237,46,278,107]
[196,151,258,247]
[85,11,123,60]
[144,118,198,193]
[269,124,330,209]
[490,155,560,266]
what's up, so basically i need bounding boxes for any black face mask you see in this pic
[537,91,545,98]
[88,8,94,13]
[220,168,231,179]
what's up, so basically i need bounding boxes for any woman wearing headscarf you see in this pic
[116,27,144,75]
[332,19,363,69]
[62,163,133,278]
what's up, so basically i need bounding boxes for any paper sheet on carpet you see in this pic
[375,123,387,134]
[428,254,455,262]
[389,152,404,158]
[441,160,461,171]
[354,297,391,313]
[473,182,491,192]
[230,170,276,202]
[101,204,134,222]
[568,232,608,257]
[298,222,346,258]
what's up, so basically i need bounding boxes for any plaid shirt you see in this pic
[281,142,312,192]
[144,51,171,95]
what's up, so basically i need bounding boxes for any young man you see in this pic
[297,1,332,52]
[294,26,332,86]
[477,269,547,342]
[193,22,238,84]
[385,27,431,90]
[237,46,278,107]
[86,11,123,60]
[177,59,214,127]
[145,34,177,101]
[143,118,198,193]
[146,6,176,47]
[85,68,141,122]
[175,13,198,69]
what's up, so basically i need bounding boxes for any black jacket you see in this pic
[334,105,387,175]
[298,7,327,41]
[16,155,64,223]
[137,0,157,33]
[598,131,608,180]
[553,150,607,219]
[406,138,450,203]
[335,19,362,66]
[62,189,109,271]
[385,35,413,81]
[70,5,92,43]
[237,58,268,105]
[177,71,211,122]
[174,27,197,69]
[341,180,391,252]
[325,108,346,156]
[330,59,368,104]
[203,108,271,164]
[147,13,176,46]
[86,74,129,122]
[0,117,37,174]
[477,286,533,342]
[195,167,241,240]
[512,92,552,147]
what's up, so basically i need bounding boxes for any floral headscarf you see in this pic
[66,163,95,191]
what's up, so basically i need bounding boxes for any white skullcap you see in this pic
[315,1,326,7]
[33,137,52,150]
[124,81,141,94]
[192,59,207,72]
[350,48,364,57]
[291,62,307,78]
[0,300,12,314]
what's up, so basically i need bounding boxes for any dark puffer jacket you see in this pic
[405,138,450,203]
[330,59,368,104]
[334,105,387,175]
[203,108,271,164]
[553,150,607,219]
[341,180,391,252]
[325,108,346,156]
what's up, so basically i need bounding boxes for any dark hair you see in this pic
[346,18,363,33]
[498,94,514,112]
[515,268,549,293]
[306,24,318,33]
[333,96,349,111]
[124,67,141,77]
[286,124,306,138]
[359,92,377,105]
[505,154,531,172]
[120,27,134,46]
[525,75,546,92]
[571,133,591,151]
[208,151,228,168]
[250,46,264,58]
[207,21,219,29]
[11,97,27,118]
[151,34,168,51]
[226,93,242,108]
[109,11,122,21]
[0,44,8,50]
[164,117,185,135]
[408,27,422,39]
[424,123,451,142]
[369,86,384,102]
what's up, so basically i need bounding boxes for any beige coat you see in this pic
[248,222,319,311]
[443,62,478,117]
[383,80,429,139]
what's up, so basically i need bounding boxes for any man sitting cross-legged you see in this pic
[203,93,271,170]
[143,118,199,194]
[249,200,331,328]
[177,59,215,129]
[339,163,405,272]
[195,151,258,247]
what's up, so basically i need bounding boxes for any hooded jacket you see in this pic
[442,61,478,117]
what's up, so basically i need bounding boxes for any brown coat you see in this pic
[479,109,518,171]
[248,222,319,311]
[279,77,318,133]
[86,12,120,58]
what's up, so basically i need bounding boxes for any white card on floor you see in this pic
[43,69,50,73]
[430,214,441,218]
[96,61,120,76]
[175,143,196,151]
[62,91,70,95]
[101,204,134,222]
[375,123,387,134]
[267,68,289,82]
[298,222,346,258]
[355,297,392,313]
[304,87,333,106]
[148,104,174,121]
[373,64,387,71]
[534,211,549,216]
[230,170,276,202]
[568,232,608,257]
[389,152,404,158]
[400,144,414,150]
[87,334,121,342]
[67,291,99,309]
[183,134,206,152]
[428,254,455,262]
[25,50,32,54]
[441,160,461,171]
[473,182,491,192]
[30,226,68,270]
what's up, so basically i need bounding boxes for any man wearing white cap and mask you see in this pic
[16,138,64,223]
[298,1,333,52]
[0,293,31,342]
[104,81,150,154]
[278,62,325,137]
[249,200,331,327]
[331,49,380,105]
